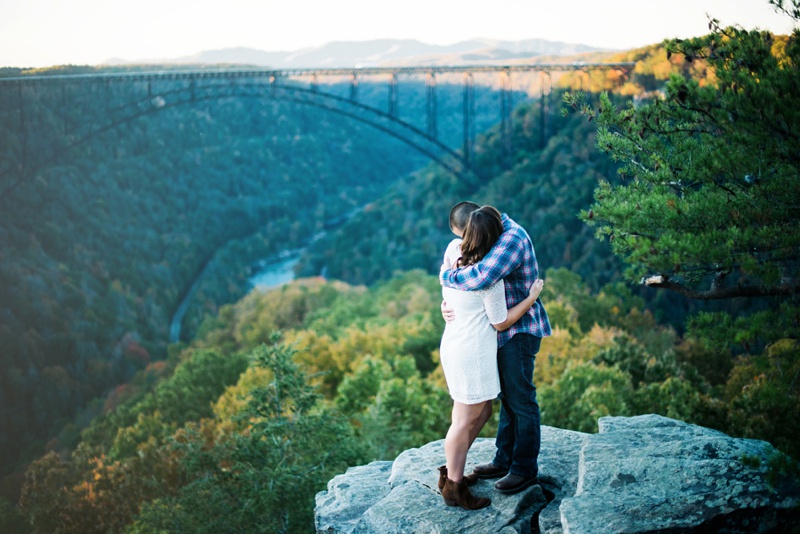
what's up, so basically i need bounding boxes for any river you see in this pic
[168,249,302,343]
[169,207,361,343]
[248,251,302,290]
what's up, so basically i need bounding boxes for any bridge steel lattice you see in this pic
[0,63,634,200]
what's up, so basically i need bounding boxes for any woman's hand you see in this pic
[441,300,455,323]
[529,278,544,301]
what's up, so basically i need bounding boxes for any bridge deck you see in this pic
[0,63,636,85]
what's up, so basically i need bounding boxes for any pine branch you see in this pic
[642,275,800,299]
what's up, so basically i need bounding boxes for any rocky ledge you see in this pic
[315,414,800,533]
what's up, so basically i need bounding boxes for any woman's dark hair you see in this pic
[458,206,503,267]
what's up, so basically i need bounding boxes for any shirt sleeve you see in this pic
[440,229,524,290]
[483,282,508,325]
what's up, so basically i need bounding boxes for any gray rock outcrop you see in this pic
[560,415,800,533]
[315,438,548,533]
[315,415,800,533]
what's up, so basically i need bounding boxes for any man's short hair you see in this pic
[449,201,480,231]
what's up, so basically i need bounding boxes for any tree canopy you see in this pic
[563,1,800,357]
[567,2,799,304]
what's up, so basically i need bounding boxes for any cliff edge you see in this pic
[315,414,800,533]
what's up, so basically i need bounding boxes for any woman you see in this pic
[438,205,543,510]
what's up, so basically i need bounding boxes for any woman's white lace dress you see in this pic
[439,239,506,404]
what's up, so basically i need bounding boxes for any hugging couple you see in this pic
[437,201,551,510]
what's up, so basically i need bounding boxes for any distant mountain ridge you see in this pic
[102,38,612,68]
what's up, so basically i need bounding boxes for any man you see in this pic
[441,201,551,495]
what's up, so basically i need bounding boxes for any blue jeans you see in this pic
[492,333,541,478]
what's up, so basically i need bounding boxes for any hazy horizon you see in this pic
[97,37,608,68]
[1,0,797,68]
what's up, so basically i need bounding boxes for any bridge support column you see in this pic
[462,73,474,167]
[18,82,26,176]
[614,69,627,92]
[388,73,398,118]
[539,72,551,150]
[426,73,437,139]
[350,73,358,102]
[501,70,512,169]
[61,83,69,135]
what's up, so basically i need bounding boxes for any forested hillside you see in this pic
[0,46,714,483]
[294,31,789,329]
[0,65,511,490]
[6,266,793,533]
[3,11,800,530]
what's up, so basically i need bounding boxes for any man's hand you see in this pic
[441,300,455,323]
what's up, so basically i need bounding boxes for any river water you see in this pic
[169,207,360,343]
[248,252,302,290]
[169,250,302,343]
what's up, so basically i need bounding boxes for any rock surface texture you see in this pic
[315,415,800,533]
[560,415,800,533]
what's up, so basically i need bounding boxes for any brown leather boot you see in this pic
[437,465,478,491]
[441,477,490,510]
[471,462,509,479]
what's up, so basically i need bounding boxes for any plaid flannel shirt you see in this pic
[441,214,552,347]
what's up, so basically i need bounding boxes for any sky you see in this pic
[1,0,797,68]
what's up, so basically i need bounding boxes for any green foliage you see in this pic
[673,337,732,387]
[564,10,800,308]
[541,267,646,334]
[82,348,248,454]
[232,272,449,458]
[741,454,762,469]
[766,449,800,487]
[724,339,800,459]
[356,356,450,458]
[537,268,729,434]
[16,264,800,533]
[10,19,800,527]
[632,376,705,423]
[299,96,601,283]
[541,362,633,433]
[557,3,800,456]
[0,71,438,474]
[335,356,392,414]
[0,497,30,534]
[18,444,177,534]
[129,340,367,534]
[688,302,800,353]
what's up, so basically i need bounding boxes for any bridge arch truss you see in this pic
[0,63,634,200]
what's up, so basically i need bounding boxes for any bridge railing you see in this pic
[0,63,636,85]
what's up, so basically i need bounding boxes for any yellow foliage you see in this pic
[428,349,448,391]
[213,364,274,421]
[536,327,574,385]
[284,329,340,396]
[232,277,358,348]
[584,324,623,349]
[536,324,622,386]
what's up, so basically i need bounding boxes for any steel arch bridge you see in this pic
[0,63,634,200]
